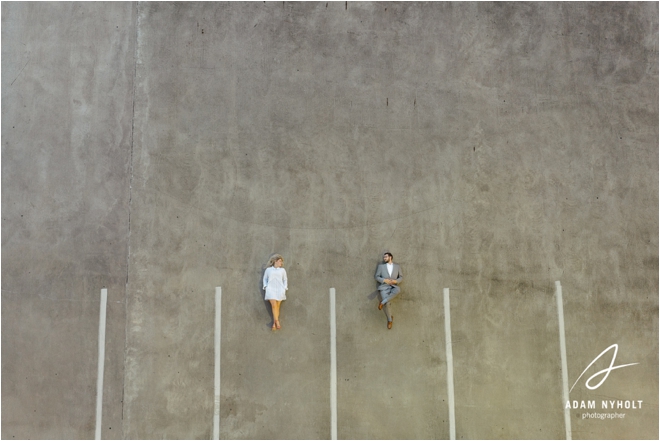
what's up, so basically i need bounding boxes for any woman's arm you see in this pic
[263,268,270,290]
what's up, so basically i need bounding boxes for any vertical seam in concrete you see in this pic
[122,1,140,434]
[443,288,456,440]
[556,281,572,440]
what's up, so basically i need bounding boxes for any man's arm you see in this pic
[375,265,386,284]
[393,265,403,284]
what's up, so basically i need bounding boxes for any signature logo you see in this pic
[570,344,639,393]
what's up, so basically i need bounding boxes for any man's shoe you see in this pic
[378,302,383,310]
[387,316,393,329]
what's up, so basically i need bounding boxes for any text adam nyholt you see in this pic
[565,400,643,410]
[566,344,643,412]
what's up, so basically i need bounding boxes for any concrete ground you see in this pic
[2,2,658,439]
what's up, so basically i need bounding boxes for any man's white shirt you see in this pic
[386,262,393,277]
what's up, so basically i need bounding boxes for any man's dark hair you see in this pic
[384,252,393,259]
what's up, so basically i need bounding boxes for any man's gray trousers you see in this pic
[379,285,400,322]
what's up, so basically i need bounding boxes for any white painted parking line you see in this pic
[555,281,572,440]
[213,287,222,440]
[330,288,338,440]
[95,289,108,440]
[443,288,456,440]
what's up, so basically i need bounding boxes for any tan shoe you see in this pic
[387,316,393,329]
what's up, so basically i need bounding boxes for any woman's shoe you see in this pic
[275,320,281,330]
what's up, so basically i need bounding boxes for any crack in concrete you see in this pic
[121,1,141,435]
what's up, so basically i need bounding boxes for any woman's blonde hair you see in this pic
[268,254,284,267]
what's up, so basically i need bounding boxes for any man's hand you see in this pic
[385,279,397,285]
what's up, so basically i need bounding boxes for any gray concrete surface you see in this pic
[2,2,658,439]
[2,2,135,439]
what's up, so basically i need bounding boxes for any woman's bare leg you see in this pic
[274,301,281,328]
[269,300,279,329]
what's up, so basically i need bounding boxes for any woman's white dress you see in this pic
[263,267,288,301]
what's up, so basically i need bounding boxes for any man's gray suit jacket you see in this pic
[375,263,403,290]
